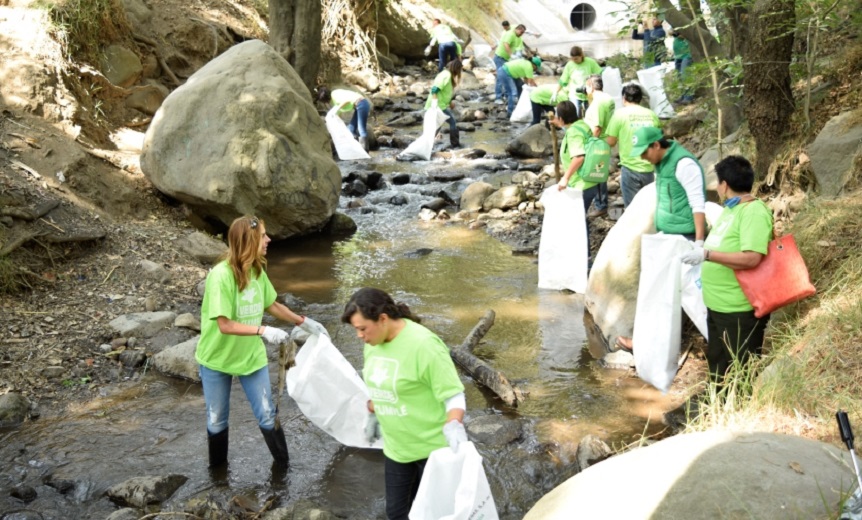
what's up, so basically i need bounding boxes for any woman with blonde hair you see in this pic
[197,215,328,471]
[425,58,463,148]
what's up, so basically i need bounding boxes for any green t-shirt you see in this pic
[673,37,691,60]
[331,89,363,113]
[562,121,597,190]
[495,29,523,60]
[584,90,616,138]
[503,59,534,80]
[606,104,660,172]
[196,261,277,375]
[363,319,465,463]
[559,58,602,101]
[529,84,568,105]
[702,200,773,313]
[430,24,456,45]
[424,70,454,110]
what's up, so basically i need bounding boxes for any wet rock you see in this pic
[428,170,466,182]
[152,336,200,382]
[109,311,177,338]
[119,350,147,368]
[404,248,433,258]
[420,198,449,212]
[506,125,554,158]
[10,483,37,503]
[513,171,538,184]
[137,259,171,284]
[418,208,438,221]
[324,212,358,236]
[389,194,408,206]
[459,108,476,122]
[106,508,144,520]
[173,231,227,265]
[456,122,476,132]
[106,474,189,508]
[42,474,75,494]
[460,182,495,212]
[575,434,613,472]
[174,312,201,331]
[0,392,30,427]
[344,179,368,197]
[387,113,422,127]
[448,148,486,160]
[483,185,526,211]
[466,415,523,446]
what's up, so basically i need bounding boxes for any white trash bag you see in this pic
[601,67,623,109]
[509,85,534,123]
[632,233,691,392]
[680,262,708,339]
[285,334,383,449]
[399,108,448,161]
[636,64,676,119]
[325,107,370,161]
[538,187,588,293]
[409,442,499,520]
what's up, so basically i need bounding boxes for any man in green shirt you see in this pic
[499,56,540,118]
[556,46,603,118]
[529,84,568,126]
[494,24,526,103]
[605,83,660,207]
[425,18,459,72]
[583,74,616,218]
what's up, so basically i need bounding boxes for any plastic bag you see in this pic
[325,107,370,161]
[538,187,588,293]
[680,262,708,338]
[601,67,623,110]
[399,108,448,161]
[632,233,690,392]
[636,65,675,119]
[510,85,534,123]
[408,442,499,520]
[285,334,383,449]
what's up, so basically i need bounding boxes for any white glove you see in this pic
[364,413,381,444]
[424,45,432,56]
[694,239,704,247]
[512,51,524,59]
[298,316,330,338]
[261,326,289,345]
[680,247,706,265]
[550,94,557,103]
[442,420,468,453]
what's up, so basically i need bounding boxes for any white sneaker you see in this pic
[494,99,504,105]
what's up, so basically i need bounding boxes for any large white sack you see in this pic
[538,187,588,293]
[325,107,370,161]
[602,67,623,110]
[636,65,675,119]
[681,262,708,338]
[286,334,383,449]
[632,233,690,392]
[409,442,499,520]
[510,85,535,123]
[399,108,448,161]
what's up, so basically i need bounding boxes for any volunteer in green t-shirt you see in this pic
[342,288,466,520]
[528,84,568,126]
[317,86,371,151]
[553,100,600,261]
[499,56,541,118]
[493,24,526,103]
[424,58,463,148]
[556,46,603,118]
[197,216,329,472]
[680,156,773,382]
[425,18,459,72]
[583,74,616,219]
[605,83,661,207]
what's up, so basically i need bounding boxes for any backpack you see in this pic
[573,123,611,183]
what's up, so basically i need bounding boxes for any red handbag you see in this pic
[735,234,816,318]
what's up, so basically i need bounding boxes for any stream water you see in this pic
[0,41,679,520]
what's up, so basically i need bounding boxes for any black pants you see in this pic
[530,101,554,125]
[706,308,769,381]
[385,456,427,520]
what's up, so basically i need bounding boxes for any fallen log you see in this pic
[449,310,525,407]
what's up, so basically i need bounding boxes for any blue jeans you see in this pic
[592,182,608,210]
[498,67,519,116]
[200,364,276,434]
[347,98,371,138]
[385,456,427,520]
[581,185,599,256]
[493,55,507,100]
[442,108,457,134]
[438,42,457,71]
[675,57,694,101]
[574,97,589,119]
[620,165,655,207]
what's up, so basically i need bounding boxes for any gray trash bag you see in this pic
[841,487,862,520]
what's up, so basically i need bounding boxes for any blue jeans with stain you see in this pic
[347,98,371,138]
[200,364,276,435]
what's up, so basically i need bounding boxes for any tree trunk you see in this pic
[743,0,795,177]
[269,0,322,94]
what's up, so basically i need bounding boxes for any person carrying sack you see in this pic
[318,87,371,151]
[425,58,463,148]
[425,18,459,72]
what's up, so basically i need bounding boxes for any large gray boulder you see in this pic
[460,181,495,211]
[140,40,341,239]
[525,431,856,519]
[808,110,862,197]
[585,183,656,353]
[152,336,201,382]
[109,311,177,338]
[506,125,554,158]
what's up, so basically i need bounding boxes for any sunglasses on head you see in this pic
[249,218,259,230]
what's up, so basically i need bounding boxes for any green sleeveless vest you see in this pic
[655,141,705,235]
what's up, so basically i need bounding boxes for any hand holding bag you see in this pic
[734,233,816,318]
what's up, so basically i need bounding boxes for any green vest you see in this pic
[655,142,705,235]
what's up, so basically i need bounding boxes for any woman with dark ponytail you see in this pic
[341,287,466,520]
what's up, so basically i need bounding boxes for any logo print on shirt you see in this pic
[366,357,399,403]
[241,287,257,303]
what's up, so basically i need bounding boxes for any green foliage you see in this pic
[428,0,502,39]
[34,0,130,61]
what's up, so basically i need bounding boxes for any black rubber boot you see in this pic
[450,127,460,148]
[207,428,229,468]
[360,135,368,151]
[260,420,289,468]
